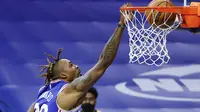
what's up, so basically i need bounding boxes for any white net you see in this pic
[121,9,182,66]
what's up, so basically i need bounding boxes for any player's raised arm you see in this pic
[69,3,132,92]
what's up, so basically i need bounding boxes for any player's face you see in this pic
[61,59,81,82]
[82,92,96,106]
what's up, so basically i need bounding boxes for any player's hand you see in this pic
[120,3,133,25]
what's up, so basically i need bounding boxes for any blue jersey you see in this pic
[34,80,81,112]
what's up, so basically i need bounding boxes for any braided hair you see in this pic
[38,48,63,85]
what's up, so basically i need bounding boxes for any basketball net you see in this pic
[121,9,182,66]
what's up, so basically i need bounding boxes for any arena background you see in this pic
[0,0,200,112]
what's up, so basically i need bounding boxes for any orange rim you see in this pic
[120,6,198,15]
[120,2,200,28]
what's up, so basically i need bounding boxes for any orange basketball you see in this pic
[146,0,177,29]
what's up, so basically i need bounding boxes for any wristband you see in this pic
[118,23,126,29]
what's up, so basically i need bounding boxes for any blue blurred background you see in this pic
[0,0,200,112]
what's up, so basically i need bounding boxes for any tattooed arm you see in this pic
[70,23,125,92]
[69,3,133,92]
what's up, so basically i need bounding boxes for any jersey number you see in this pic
[34,103,48,112]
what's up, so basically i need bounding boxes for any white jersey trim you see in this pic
[38,86,45,94]
[56,84,81,112]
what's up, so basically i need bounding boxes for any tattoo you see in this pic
[81,74,92,84]
[69,25,124,92]
[71,73,92,91]
[99,26,124,67]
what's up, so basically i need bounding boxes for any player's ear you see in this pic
[60,72,68,79]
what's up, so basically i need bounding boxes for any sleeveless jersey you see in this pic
[34,80,81,112]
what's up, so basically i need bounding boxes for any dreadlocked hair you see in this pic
[38,48,63,86]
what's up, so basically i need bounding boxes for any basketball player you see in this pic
[27,3,132,112]
[80,87,100,112]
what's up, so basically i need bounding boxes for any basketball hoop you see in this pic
[120,2,200,66]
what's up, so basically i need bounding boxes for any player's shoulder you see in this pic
[96,110,102,112]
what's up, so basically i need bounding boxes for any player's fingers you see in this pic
[128,3,132,7]
[122,3,127,7]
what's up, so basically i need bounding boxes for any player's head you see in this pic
[38,48,81,85]
[81,87,98,112]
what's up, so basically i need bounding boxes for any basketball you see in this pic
[146,0,177,29]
